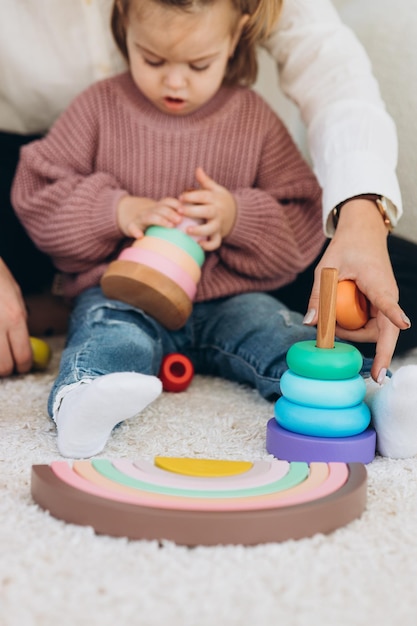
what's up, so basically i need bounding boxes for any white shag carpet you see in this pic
[1,335,417,626]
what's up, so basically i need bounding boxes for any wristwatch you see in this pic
[332,194,395,232]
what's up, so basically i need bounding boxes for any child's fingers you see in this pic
[160,197,183,210]
[195,166,216,190]
[180,188,211,206]
[126,222,144,239]
[199,232,222,251]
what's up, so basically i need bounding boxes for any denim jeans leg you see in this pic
[47,287,171,416]
[190,293,317,400]
[190,292,373,401]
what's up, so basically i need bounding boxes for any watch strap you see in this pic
[332,194,393,232]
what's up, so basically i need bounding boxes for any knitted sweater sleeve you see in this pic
[198,104,325,299]
[11,85,127,275]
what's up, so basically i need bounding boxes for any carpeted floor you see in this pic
[1,335,417,626]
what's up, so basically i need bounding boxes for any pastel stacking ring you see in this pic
[145,226,205,267]
[159,353,194,392]
[280,370,366,409]
[119,247,197,300]
[175,217,207,243]
[336,280,369,330]
[133,236,202,283]
[274,397,371,438]
[286,340,363,380]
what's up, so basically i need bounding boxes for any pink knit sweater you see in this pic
[12,72,324,301]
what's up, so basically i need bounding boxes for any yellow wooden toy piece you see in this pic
[30,337,52,371]
[154,457,253,478]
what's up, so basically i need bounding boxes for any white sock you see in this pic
[55,372,162,458]
[366,365,417,459]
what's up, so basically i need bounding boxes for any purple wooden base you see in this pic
[266,419,376,464]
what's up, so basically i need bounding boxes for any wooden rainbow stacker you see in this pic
[31,455,367,545]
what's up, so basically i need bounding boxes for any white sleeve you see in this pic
[0,0,126,135]
[264,0,402,236]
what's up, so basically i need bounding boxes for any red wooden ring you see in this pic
[159,354,194,392]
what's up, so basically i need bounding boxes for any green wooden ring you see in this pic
[145,226,205,267]
[286,340,363,380]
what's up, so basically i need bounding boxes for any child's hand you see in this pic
[179,167,237,251]
[117,195,182,239]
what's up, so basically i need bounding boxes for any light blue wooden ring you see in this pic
[280,370,366,409]
[145,226,205,267]
[286,340,362,380]
[274,397,371,438]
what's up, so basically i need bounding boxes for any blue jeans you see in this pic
[48,287,373,416]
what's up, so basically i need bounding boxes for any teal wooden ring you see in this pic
[145,226,205,267]
[280,370,366,409]
[286,340,362,380]
[274,397,371,438]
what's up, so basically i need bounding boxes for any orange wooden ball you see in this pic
[336,280,369,330]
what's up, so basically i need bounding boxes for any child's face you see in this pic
[125,0,244,115]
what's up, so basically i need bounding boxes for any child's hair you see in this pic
[111,0,283,86]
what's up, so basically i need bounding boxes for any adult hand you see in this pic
[0,258,32,376]
[303,199,411,382]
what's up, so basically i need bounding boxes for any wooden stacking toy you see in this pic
[267,268,376,464]
[31,455,367,545]
[101,218,205,330]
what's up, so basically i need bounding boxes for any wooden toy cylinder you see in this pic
[101,219,205,330]
[317,267,338,349]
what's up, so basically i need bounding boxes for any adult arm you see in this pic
[265,0,402,227]
[264,0,409,380]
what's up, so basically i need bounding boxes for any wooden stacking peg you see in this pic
[317,267,338,349]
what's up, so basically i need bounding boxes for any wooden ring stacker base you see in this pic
[266,420,376,464]
[101,259,192,330]
[31,456,367,545]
